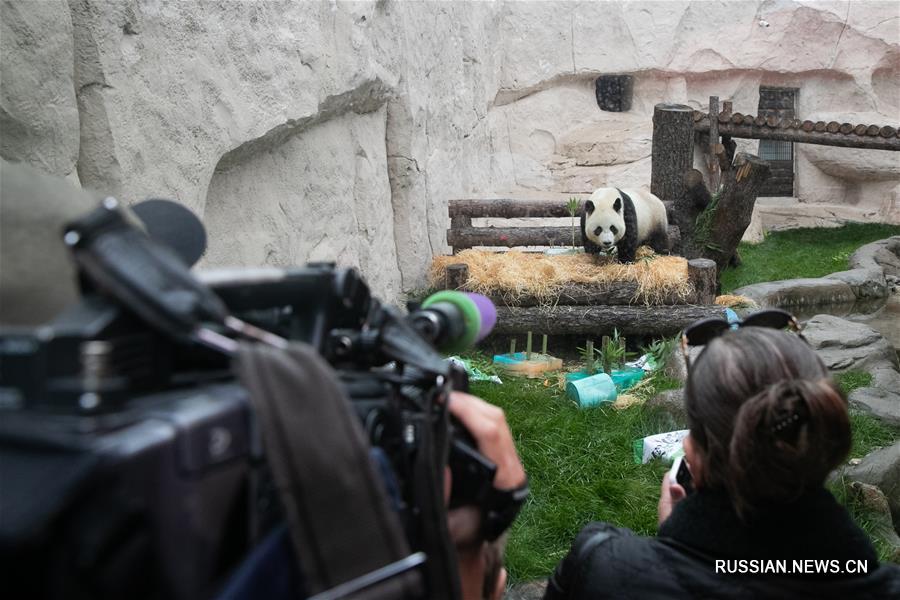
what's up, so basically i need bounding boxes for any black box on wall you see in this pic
[595,75,634,112]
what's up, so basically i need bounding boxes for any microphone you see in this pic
[409,291,497,354]
[131,199,207,267]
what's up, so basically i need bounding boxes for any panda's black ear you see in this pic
[613,197,622,213]
[585,200,594,215]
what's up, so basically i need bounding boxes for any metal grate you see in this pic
[759,140,792,162]
[757,87,796,197]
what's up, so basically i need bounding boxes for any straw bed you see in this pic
[714,294,758,309]
[430,248,694,307]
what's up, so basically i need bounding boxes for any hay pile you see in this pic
[715,294,758,309]
[430,248,694,306]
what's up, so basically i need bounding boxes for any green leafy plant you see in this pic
[599,329,630,374]
[641,337,677,369]
[567,197,581,250]
[693,189,722,249]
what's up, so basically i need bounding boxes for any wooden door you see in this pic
[757,88,796,197]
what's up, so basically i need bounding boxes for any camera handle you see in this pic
[64,198,291,357]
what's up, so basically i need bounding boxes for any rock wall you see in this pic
[2,0,898,302]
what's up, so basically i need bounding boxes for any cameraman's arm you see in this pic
[447,392,526,600]
[448,391,526,491]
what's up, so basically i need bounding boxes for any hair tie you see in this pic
[767,380,809,435]
[770,412,801,434]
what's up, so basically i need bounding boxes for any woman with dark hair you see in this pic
[544,321,900,599]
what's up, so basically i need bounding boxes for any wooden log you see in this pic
[449,198,576,218]
[446,225,682,250]
[839,123,853,134]
[708,96,719,141]
[715,145,731,173]
[447,226,576,249]
[880,125,897,138]
[688,258,717,304]
[651,104,696,204]
[492,304,726,337]
[789,119,802,129]
[778,118,792,129]
[693,120,900,151]
[814,121,827,132]
[826,121,840,133]
[722,101,733,118]
[445,263,469,290]
[451,215,472,228]
[743,115,756,126]
[473,281,695,307]
[854,124,868,135]
[693,111,704,122]
[449,215,472,253]
[731,112,744,124]
[754,115,767,127]
[718,112,730,124]
[708,96,720,190]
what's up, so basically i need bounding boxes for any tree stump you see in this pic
[651,104,695,204]
[688,258,717,304]
[675,153,770,278]
[445,263,469,290]
[702,153,771,273]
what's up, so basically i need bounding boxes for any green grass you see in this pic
[836,370,874,396]
[471,373,681,580]
[720,223,900,293]
[471,367,900,581]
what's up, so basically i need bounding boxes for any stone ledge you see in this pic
[849,236,900,278]
[732,278,856,308]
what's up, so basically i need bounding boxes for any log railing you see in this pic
[446,198,680,253]
[692,103,899,151]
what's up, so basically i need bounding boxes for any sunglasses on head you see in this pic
[680,309,804,371]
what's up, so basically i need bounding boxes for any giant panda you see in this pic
[580,187,669,263]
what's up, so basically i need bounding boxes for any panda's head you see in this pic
[584,188,626,250]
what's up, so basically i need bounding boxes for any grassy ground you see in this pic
[468,363,899,581]
[720,223,900,293]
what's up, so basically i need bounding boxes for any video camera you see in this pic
[0,199,520,600]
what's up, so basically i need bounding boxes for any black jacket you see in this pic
[544,488,900,599]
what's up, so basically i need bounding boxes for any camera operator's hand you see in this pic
[446,392,524,600]
[448,391,526,491]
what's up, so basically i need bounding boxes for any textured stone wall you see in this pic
[2,0,897,302]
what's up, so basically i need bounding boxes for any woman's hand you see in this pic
[657,472,686,526]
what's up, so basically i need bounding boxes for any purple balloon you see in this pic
[466,292,497,342]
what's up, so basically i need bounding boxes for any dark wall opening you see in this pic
[757,87,797,197]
